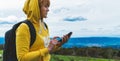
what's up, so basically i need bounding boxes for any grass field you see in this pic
[0,50,3,61]
[51,54,119,61]
[0,55,119,61]
[0,50,119,61]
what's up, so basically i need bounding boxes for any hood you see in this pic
[23,0,41,24]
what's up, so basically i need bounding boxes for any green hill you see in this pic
[51,54,117,61]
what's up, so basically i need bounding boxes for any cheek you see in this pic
[40,8,44,15]
[41,7,46,13]
[43,7,47,12]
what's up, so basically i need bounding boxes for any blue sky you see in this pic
[0,0,120,37]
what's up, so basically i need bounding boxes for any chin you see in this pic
[44,16,47,18]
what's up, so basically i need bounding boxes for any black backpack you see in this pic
[3,20,36,61]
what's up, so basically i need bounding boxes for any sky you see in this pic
[0,0,120,37]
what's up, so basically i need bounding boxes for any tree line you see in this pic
[0,44,120,59]
[53,47,120,59]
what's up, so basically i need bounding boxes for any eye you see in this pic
[44,6,48,8]
[45,5,48,7]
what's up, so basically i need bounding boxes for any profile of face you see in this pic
[39,0,50,18]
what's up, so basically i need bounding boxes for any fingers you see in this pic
[48,42,54,52]
[48,35,70,53]
[48,39,59,53]
[53,36,59,39]
[62,35,69,43]
[56,42,62,47]
[51,39,58,45]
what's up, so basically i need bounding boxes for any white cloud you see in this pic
[0,0,25,10]
[0,15,25,23]
[0,15,25,37]
[0,15,17,22]
[0,24,13,37]
[0,0,120,37]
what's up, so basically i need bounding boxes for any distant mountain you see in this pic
[0,37,4,44]
[62,37,120,48]
[1,37,120,49]
[103,45,120,49]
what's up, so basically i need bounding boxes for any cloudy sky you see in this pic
[0,0,120,37]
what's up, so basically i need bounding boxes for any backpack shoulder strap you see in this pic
[44,22,48,30]
[22,20,36,47]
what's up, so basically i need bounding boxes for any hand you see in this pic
[56,35,69,47]
[47,38,58,53]
[47,34,71,52]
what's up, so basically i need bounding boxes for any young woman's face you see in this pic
[39,0,50,18]
[41,5,49,18]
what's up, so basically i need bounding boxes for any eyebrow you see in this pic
[43,2,50,7]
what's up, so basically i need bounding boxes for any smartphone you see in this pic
[67,32,73,38]
[56,32,73,42]
[56,37,62,42]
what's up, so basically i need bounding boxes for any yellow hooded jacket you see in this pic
[16,0,50,61]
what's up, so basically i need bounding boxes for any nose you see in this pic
[47,8,49,12]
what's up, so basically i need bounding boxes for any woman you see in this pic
[16,0,69,61]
